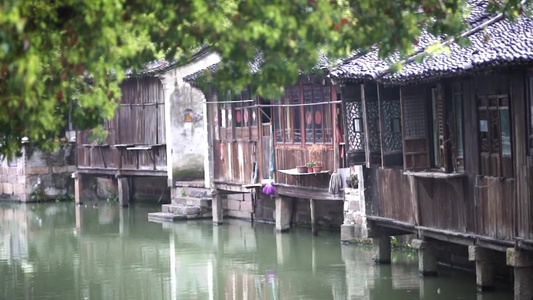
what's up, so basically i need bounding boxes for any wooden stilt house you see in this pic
[332,5,533,297]
[184,58,346,233]
[75,61,168,205]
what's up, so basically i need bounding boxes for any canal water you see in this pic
[0,203,513,300]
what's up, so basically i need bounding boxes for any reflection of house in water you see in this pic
[0,204,512,299]
[0,206,35,263]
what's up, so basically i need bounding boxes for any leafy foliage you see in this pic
[0,0,528,158]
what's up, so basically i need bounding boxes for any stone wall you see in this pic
[168,84,206,181]
[161,52,221,187]
[0,145,76,202]
[340,165,368,242]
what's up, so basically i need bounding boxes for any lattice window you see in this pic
[382,99,402,152]
[366,99,381,151]
[345,101,364,151]
[403,96,427,139]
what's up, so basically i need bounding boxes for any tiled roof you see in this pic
[183,51,334,83]
[385,15,533,84]
[126,45,212,77]
[328,0,533,84]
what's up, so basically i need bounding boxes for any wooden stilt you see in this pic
[310,198,317,236]
[212,191,224,225]
[117,177,130,207]
[74,172,83,205]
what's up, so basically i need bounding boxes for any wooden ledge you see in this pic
[115,144,134,148]
[403,171,467,179]
[126,146,152,151]
[278,168,331,176]
[81,143,110,148]
[242,179,271,189]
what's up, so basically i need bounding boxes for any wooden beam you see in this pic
[377,83,386,168]
[213,182,249,193]
[367,216,417,234]
[332,85,339,171]
[76,167,167,177]
[275,184,343,201]
[400,87,407,170]
[361,83,372,168]
[368,215,518,252]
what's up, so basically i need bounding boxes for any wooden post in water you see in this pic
[117,176,130,207]
[275,196,292,232]
[212,190,224,225]
[310,198,317,236]
[75,204,83,232]
[73,172,83,205]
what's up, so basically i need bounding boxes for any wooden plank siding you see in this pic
[417,177,469,233]
[474,177,515,241]
[366,69,533,245]
[376,168,413,224]
[274,145,334,189]
[76,77,167,175]
[210,96,262,186]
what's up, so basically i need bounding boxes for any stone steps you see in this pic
[151,182,212,222]
[147,212,187,222]
[150,195,212,222]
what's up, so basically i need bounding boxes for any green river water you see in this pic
[0,203,513,300]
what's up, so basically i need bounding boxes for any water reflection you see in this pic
[0,203,513,300]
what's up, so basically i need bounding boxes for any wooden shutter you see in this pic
[435,83,450,172]
[401,85,431,170]
[528,73,533,156]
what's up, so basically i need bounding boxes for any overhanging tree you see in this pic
[0,0,528,158]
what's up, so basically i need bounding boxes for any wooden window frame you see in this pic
[377,84,403,168]
[274,83,334,146]
[430,87,441,168]
[402,82,465,173]
[527,72,533,156]
[451,82,465,172]
[216,88,257,141]
[477,94,513,178]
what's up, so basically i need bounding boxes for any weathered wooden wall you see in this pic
[367,69,533,244]
[375,168,413,224]
[213,139,258,184]
[417,177,471,233]
[77,77,166,174]
[210,96,262,185]
[369,170,517,241]
[274,145,334,189]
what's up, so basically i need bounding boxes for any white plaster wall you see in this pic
[162,53,221,187]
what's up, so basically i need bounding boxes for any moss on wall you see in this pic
[173,168,205,181]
